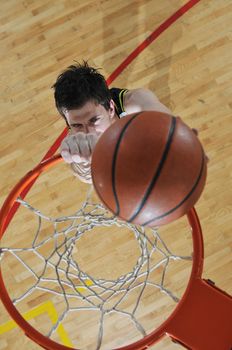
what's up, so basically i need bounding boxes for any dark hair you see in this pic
[52,61,111,118]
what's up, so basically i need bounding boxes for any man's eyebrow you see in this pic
[70,121,82,126]
[70,115,100,126]
[89,115,100,120]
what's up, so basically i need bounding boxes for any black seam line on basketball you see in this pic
[112,112,143,216]
[128,116,177,223]
[142,147,206,226]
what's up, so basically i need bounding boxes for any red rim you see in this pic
[0,154,204,350]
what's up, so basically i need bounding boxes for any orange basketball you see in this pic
[91,111,207,226]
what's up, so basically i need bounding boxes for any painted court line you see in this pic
[0,300,73,347]
[0,279,93,345]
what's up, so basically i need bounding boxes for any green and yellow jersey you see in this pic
[110,88,128,118]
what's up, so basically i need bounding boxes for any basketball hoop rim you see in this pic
[0,154,204,350]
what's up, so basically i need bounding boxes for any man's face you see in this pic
[63,100,116,135]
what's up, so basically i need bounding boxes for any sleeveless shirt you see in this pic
[110,88,128,118]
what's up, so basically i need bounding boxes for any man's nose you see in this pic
[83,124,90,134]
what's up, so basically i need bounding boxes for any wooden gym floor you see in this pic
[0,0,231,349]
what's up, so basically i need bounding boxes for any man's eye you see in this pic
[73,124,82,128]
[90,117,99,124]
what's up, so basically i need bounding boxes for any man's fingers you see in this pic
[60,150,73,164]
[60,139,74,163]
[78,133,92,159]
[68,135,83,162]
[60,133,100,164]
[61,136,82,163]
[86,133,100,153]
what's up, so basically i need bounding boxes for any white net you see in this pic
[0,184,192,349]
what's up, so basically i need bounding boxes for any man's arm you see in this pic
[124,88,172,115]
[124,90,209,164]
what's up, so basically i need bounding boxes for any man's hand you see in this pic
[60,132,100,183]
[61,132,100,164]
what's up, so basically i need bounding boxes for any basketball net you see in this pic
[0,156,231,350]
[0,189,192,349]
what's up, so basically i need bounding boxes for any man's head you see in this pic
[52,61,116,134]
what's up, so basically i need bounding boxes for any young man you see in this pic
[52,61,172,183]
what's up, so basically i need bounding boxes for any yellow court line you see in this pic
[0,278,94,346]
[0,300,74,347]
